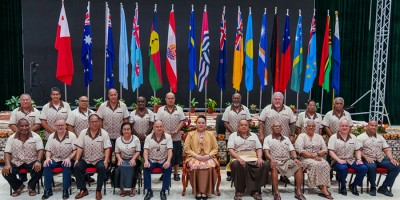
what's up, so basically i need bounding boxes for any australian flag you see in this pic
[81,2,93,88]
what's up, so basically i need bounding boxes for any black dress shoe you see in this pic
[42,189,53,199]
[369,187,376,196]
[174,174,180,181]
[160,190,167,200]
[340,186,347,196]
[62,189,69,199]
[159,175,163,181]
[144,190,153,200]
[349,184,359,196]
[226,176,231,181]
[378,186,393,197]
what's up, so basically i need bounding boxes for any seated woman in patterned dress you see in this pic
[114,122,141,197]
[184,115,218,200]
[295,120,332,199]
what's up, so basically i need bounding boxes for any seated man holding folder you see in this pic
[228,119,269,200]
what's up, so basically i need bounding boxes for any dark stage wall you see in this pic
[22,0,314,109]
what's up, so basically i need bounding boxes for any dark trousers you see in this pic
[43,160,73,190]
[2,161,43,191]
[364,157,400,188]
[74,160,106,191]
[143,160,172,191]
[333,161,368,187]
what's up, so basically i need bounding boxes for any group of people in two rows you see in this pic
[2,87,400,200]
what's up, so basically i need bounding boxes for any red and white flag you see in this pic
[166,6,177,92]
[55,2,74,85]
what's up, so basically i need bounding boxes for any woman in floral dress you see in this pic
[295,120,333,199]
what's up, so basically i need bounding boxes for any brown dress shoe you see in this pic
[11,184,25,197]
[96,191,102,200]
[75,190,89,199]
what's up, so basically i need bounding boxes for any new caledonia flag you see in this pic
[149,5,162,91]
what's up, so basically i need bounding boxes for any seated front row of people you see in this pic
[2,118,400,199]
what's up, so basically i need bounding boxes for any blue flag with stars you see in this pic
[81,2,93,88]
[105,3,115,89]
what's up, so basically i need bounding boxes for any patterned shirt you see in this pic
[96,101,129,140]
[45,131,77,162]
[263,134,294,162]
[155,105,186,141]
[4,131,44,167]
[295,133,327,159]
[40,101,71,139]
[259,105,296,137]
[9,107,41,127]
[328,133,361,165]
[357,132,390,162]
[144,132,173,163]
[66,108,94,136]
[115,135,141,160]
[295,112,323,134]
[322,110,353,134]
[130,109,154,139]
[222,105,252,140]
[227,132,262,153]
[75,128,112,165]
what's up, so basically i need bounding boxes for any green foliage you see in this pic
[250,123,259,134]
[225,102,232,107]
[148,96,162,106]
[190,98,199,107]
[5,96,20,110]
[131,103,138,110]
[175,103,185,108]
[74,99,79,106]
[206,98,217,109]
[119,99,125,103]
[93,97,104,107]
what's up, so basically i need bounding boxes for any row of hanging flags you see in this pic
[54,1,342,96]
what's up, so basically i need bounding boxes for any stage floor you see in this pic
[0,168,399,200]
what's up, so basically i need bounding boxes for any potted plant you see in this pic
[148,96,162,112]
[289,105,296,114]
[93,97,104,111]
[206,98,217,114]
[190,98,199,113]
[131,103,137,110]
[249,104,257,114]
[5,96,20,110]
[225,102,232,107]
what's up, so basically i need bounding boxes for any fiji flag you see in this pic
[188,8,197,91]
[216,8,227,92]
[119,4,129,90]
[105,3,115,89]
[131,3,143,93]
[257,10,268,91]
[81,1,93,88]
[245,10,254,92]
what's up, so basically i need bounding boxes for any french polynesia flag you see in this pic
[55,2,74,85]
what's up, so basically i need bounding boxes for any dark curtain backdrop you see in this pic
[0,0,23,111]
[2,0,400,124]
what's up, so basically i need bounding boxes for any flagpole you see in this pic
[220,90,223,113]
[284,90,287,104]
[64,84,67,102]
[87,85,90,101]
[332,90,335,110]
[320,88,324,114]
[259,88,262,114]
[120,85,122,99]
[296,92,299,110]
[247,92,249,107]
[189,91,192,117]
[104,2,107,100]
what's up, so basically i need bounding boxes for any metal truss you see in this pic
[369,0,392,123]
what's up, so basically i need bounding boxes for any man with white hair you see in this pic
[322,97,353,137]
[259,92,296,143]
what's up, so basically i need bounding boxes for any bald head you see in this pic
[108,88,118,103]
[153,120,164,134]
[165,92,175,106]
